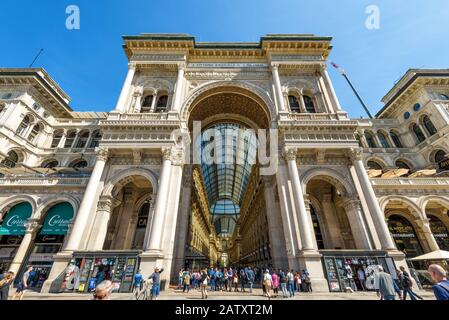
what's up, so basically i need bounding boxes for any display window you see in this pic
[388,215,424,258]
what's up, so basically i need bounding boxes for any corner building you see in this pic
[0,34,448,293]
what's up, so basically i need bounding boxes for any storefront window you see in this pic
[428,215,449,250]
[0,202,32,273]
[388,215,423,258]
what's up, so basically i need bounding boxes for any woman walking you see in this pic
[271,271,279,297]
[200,269,209,299]
[263,269,272,300]
[232,270,239,292]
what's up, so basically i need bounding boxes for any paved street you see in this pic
[11,287,436,300]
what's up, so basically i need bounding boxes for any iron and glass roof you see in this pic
[196,123,257,236]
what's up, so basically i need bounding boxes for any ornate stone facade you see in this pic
[0,35,448,294]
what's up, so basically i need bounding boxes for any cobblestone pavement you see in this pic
[12,288,436,300]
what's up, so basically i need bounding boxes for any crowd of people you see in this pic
[176,267,313,299]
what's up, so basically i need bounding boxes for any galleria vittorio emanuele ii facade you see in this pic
[0,34,448,294]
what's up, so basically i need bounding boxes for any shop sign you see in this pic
[40,203,74,235]
[0,203,32,235]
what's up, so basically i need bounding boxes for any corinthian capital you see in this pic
[177,62,186,71]
[25,219,41,234]
[348,147,363,162]
[97,196,114,212]
[271,63,280,70]
[128,62,137,70]
[96,147,109,162]
[161,147,172,161]
[282,148,297,161]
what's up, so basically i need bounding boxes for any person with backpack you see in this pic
[239,268,246,292]
[246,267,255,293]
[302,269,312,293]
[428,264,449,300]
[182,269,191,293]
[399,266,423,300]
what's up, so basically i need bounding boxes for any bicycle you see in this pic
[135,280,152,300]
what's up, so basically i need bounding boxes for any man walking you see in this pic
[287,270,295,297]
[246,267,255,293]
[399,266,423,300]
[149,266,164,300]
[428,264,449,300]
[374,266,400,300]
[132,269,144,298]
[279,269,288,298]
[12,266,33,300]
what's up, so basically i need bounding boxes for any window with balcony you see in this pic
[16,115,31,136]
[303,95,316,113]
[364,132,377,148]
[89,130,102,148]
[1,151,19,168]
[288,95,300,113]
[390,131,403,148]
[141,95,154,113]
[155,95,168,113]
[411,123,426,143]
[51,131,64,148]
[70,159,88,169]
[377,131,390,148]
[64,131,77,148]
[422,115,437,136]
[27,123,42,143]
[75,131,90,148]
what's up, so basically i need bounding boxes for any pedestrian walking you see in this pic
[232,270,239,292]
[12,265,33,300]
[0,271,15,300]
[239,268,246,292]
[246,267,255,293]
[287,270,295,297]
[399,266,423,300]
[132,269,144,296]
[183,269,191,293]
[271,271,279,297]
[148,266,164,300]
[302,269,312,293]
[200,269,209,299]
[279,269,288,298]
[357,267,366,291]
[374,266,401,300]
[177,269,183,290]
[428,264,449,300]
[294,271,301,292]
[263,269,272,300]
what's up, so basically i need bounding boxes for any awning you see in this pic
[367,169,382,178]
[410,250,449,261]
[381,168,409,178]
[408,169,437,178]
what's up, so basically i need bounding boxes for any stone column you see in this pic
[321,66,342,111]
[172,63,185,112]
[9,219,40,274]
[415,218,440,252]
[263,175,289,269]
[142,199,155,251]
[87,196,114,251]
[65,148,109,251]
[114,63,137,113]
[303,195,319,250]
[284,148,315,250]
[150,91,158,113]
[271,63,286,112]
[349,148,396,250]
[146,148,173,253]
[342,198,373,249]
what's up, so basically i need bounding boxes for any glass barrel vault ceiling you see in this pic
[196,123,258,237]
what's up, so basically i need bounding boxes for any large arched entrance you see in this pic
[175,86,280,277]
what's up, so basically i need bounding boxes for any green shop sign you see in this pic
[0,202,32,235]
[40,202,74,235]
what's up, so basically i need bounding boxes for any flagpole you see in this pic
[331,62,373,119]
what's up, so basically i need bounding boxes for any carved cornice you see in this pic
[348,147,363,162]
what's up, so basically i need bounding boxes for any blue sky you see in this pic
[1,0,448,117]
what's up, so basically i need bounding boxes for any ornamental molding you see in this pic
[134,77,174,92]
[97,196,114,212]
[95,147,109,161]
[282,148,297,161]
[348,147,364,162]
[185,71,269,81]
[188,62,268,69]
[271,54,324,61]
[108,157,162,166]
[131,53,186,62]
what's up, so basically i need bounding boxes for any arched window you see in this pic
[434,150,447,163]
[155,95,168,113]
[75,131,90,148]
[367,160,383,170]
[51,131,64,148]
[41,159,58,169]
[27,123,42,142]
[89,130,102,148]
[1,151,19,168]
[395,160,411,170]
[303,95,316,113]
[64,131,77,148]
[377,131,390,148]
[437,93,449,100]
[422,115,437,136]
[141,95,154,113]
[288,95,300,113]
[364,132,377,148]
[388,215,423,258]
[428,215,449,250]
[411,123,426,143]
[390,131,403,148]
[132,200,151,249]
[16,115,30,136]
[310,205,324,249]
[70,159,88,169]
